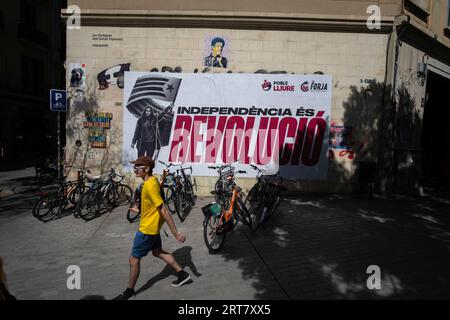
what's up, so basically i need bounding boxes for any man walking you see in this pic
[114,156,190,300]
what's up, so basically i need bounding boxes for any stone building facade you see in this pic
[62,0,450,195]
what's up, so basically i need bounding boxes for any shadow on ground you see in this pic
[214,192,450,299]
[134,246,202,296]
[210,78,450,299]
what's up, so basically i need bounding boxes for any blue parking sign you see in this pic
[50,89,67,112]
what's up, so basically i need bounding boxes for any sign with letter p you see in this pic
[50,89,67,112]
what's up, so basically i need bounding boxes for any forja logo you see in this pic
[301,80,327,92]
[261,80,272,91]
[300,81,309,92]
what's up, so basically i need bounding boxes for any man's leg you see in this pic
[152,248,182,272]
[152,248,191,287]
[128,256,141,289]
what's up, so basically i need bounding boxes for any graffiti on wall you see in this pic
[83,112,113,148]
[97,63,131,90]
[203,36,230,68]
[330,126,352,150]
[146,65,324,75]
[328,125,367,161]
[69,63,87,88]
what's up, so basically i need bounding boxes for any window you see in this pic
[20,0,37,28]
[412,0,429,10]
[405,0,430,23]
[448,0,450,27]
[0,10,4,30]
[22,56,44,95]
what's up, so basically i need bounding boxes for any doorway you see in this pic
[421,70,450,189]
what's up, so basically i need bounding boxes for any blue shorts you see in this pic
[131,231,162,258]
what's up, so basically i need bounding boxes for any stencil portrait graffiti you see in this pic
[69,63,86,88]
[203,36,229,68]
[124,74,182,161]
[97,63,131,90]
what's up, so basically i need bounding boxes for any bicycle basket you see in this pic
[201,202,222,218]
[219,166,235,180]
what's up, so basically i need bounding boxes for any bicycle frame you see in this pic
[211,174,252,235]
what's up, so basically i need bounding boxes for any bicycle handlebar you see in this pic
[250,164,262,173]
[159,160,173,168]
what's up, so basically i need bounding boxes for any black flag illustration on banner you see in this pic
[126,75,182,118]
[126,75,182,160]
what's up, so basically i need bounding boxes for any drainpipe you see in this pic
[378,13,410,193]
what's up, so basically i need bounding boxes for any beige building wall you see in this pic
[69,0,402,17]
[65,26,388,194]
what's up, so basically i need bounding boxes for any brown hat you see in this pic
[130,156,155,169]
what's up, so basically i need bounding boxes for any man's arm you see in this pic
[159,205,185,242]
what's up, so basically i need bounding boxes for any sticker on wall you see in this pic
[329,126,353,150]
[97,63,131,90]
[203,35,230,68]
[69,63,87,88]
[83,112,113,149]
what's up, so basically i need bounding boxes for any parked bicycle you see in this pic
[77,169,133,221]
[34,156,60,185]
[202,166,253,253]
[159,161,197,222]
[208,164,237,208]
[245,165,294,232]
[33,169,89,222]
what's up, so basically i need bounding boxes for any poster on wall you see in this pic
[69,63,87,88]
[84,112,113,148]
[329,126,353,150]
[123,73,332,179]
[203,35,230,69]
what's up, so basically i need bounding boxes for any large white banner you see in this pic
[123,73,331,179]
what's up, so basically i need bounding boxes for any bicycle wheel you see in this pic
[77,190,100,221]
[245,186,264,232]
[203,213,226,254]
[163,186,177,214]
[34,194,59,222]
[176,191,186,222]
[126,195,140,223]
[111,184,133,207]
[184,178,196,206]
[69,183,86,206]
[262,185,280,224]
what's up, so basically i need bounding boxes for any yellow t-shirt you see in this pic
[139,176,164,235]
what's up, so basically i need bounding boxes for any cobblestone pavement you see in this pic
[1,174,450,299]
